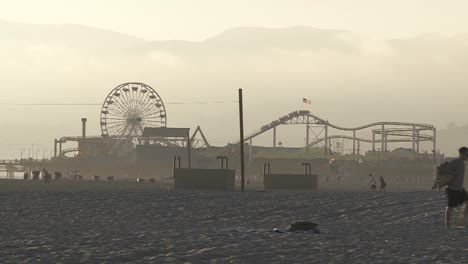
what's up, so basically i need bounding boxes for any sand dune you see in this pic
[0,180,466,263]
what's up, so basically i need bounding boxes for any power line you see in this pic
[165,101,238,105]
[16,101,238,106]
[19,103,101,106]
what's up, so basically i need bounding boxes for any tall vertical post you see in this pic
[416,130,420,155]
[433,127,437,163]
[324,122,329,157]
[372,132,376,152]
[412,125,416,156]
[273,127,277,149]
[381,124,385,159]
[249,139,253,164]
[357,140,360,155]
[81,118,87,139]
[238,89,245,192]
[187,130,191,168]
[352,130,356,155]
[305,116,310,152]
[54,139,58,158]
[384,133,388,153]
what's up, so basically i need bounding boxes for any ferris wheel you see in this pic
[100,82,167,142]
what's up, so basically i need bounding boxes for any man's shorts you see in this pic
[447,188,468,208]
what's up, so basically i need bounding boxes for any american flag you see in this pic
[303,98,311,104]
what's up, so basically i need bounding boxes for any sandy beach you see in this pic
[0,179,467,263]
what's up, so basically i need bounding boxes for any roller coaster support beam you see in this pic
[384,133,388,154]
[54,139,58,158]
[324,122,329,157]
[372,132,376,152]
[381,124,385,159]
[273,127,277,149]
[352,130,356,155]
[416,130,420,154]
[357,140,361,155]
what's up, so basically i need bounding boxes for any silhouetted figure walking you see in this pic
[379,176,387,192]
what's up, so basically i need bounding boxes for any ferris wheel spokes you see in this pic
[100,82,167,144]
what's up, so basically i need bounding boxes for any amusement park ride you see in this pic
[53,82,210,158]
[0,82,440,180]
[100,82,167,143]
[225,110,437,160]
[51,82,437,162]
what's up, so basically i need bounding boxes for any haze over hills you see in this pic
[0,20,467,157]
[138,27,360,55]
[0,19,145,52]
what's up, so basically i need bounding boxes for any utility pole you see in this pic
[239,89,245,192]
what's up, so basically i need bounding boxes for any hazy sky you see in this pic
[0,0,468,158]
[1,0,468,40]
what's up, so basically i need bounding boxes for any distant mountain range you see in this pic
[138,27,361,55]
[2,19,468,58]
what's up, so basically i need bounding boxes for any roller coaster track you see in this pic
[308,135,432,148]
[59,148,79,157]
[219,110,435,152]
[229,110,434,146]
[371,132,433,140]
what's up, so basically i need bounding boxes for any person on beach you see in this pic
[443,147,468,228]
[368,174,377,192]
[42,168,51,184]
[379,176,387,192]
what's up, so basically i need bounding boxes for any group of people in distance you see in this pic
[368,174,386,192]
[365,147,468,228]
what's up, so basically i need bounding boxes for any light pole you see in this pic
[239,88,245,192]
